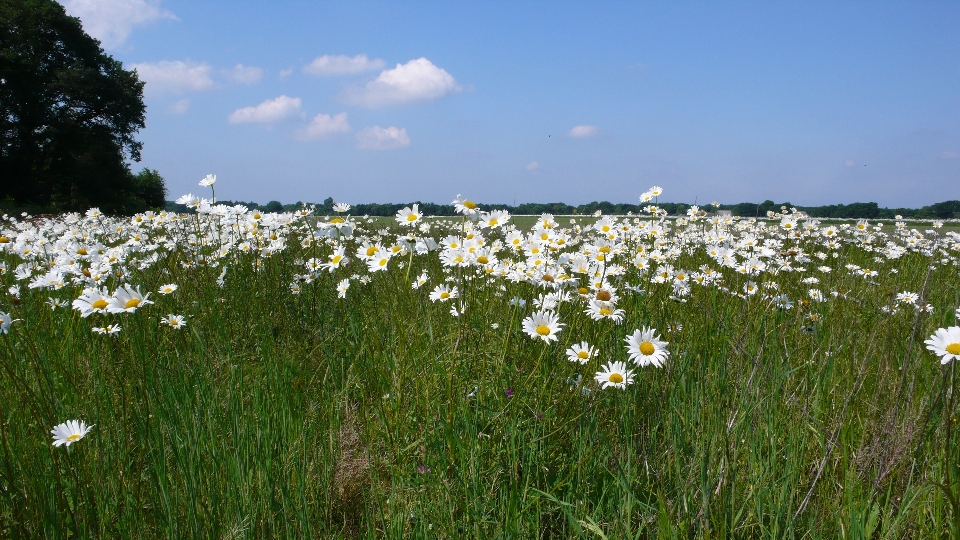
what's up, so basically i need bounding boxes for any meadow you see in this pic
[1,186,959,538]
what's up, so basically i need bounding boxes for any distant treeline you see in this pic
[164,197,960,220]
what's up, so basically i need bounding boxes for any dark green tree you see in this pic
[0,0,147,213]
[131,168,167,209]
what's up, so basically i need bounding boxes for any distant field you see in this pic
[1,206,959,537]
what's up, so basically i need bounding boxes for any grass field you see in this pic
[1,200,959,538]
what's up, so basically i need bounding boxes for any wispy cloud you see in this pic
[568,125,599,138]
[223,64,263,85]
[525,161,540,171]
[168,99,190,114]
[59,0,176,49]
[296,113,351,140]
[343,58,461,108]
[130,60,213,95]
[228,95,303,125]
[303,54,386,77]
[356,126,411,150]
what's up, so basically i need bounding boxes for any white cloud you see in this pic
[941,151,959,160]
[279,68,293,79]
[568,125,599,138]
[525,161,540,171]
[344,58,461,108]
[223,64,263,85]
[845,159,856,167]
[296,113,351,140]
[228,95,303,125]
[303,54,386,77]
[356,126,411,150]
[168,99,189,114]
[59,0,176,49]
[131,60,213,95]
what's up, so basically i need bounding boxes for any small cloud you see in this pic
[568,125,599,138]
[303,54,386,77]
[941,151,959,160]
[356,126,410,150]
[343,58,461,108]
[525,161,540,171]
[278,67,293,79]
[228,95,303,124]
[59,0,177,49]
[845,159,856,167]
[296,112,351,140]
[168,98,189,114]
[223,64,263,84]
[131,60,213,95]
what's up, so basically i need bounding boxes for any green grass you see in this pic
[0,210,959,538]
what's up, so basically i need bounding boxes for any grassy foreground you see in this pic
[1,203,959,538]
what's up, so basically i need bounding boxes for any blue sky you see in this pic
[61,0,960,207]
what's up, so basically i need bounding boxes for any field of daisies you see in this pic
[1,179,959,538]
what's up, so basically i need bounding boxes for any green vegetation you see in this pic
[1,204,959,538]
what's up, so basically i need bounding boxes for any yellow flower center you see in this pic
[477,256,489,264]
[639,342,655,355]
[66,434,81,442]
[542,274,554,282]
[330,217,344,223]
[366,246,377,257]
[407,213,417,221]
[947,343,960,355]
[440,292,450,299]
[536,325,551,336]
[488,219,498,226]
[463,200,477,209]
[596,290,611,302]
[578,287,589,295]
[124,298,141,309]
[92,299,108,310]
[577,351,589,359]
[608,373,624,384]
[600,308,613,316]
[378,259,387,267]
[599,246,611,253]
[76,247,87,255]
[0,237,9,243]
[331,255,342,264]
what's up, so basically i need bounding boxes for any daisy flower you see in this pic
[0,311,19,334]
[51,420,94,447]
[72,287,111,317]
[584,300,625,323]
[336,278,350,298]
[429,284,459,303]
[92,324,122,336]
[107,284,153,314]
[333,202,351,213]
[566,341,596,364]
[925,326,960,365]
[198,174,216,187]
[395,204,423,226]
[521,310,564,343]
[594,361,635,390]
[625,327,670,367]
[158,284,178,295]
[161,314,186,329]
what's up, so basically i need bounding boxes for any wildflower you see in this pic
[521,310,564,343]
[72,287,112,317]
[566,341,596,364]
[107,285,153,314]
[92,324,122,336]
[198,174,216,187]
[158,284,178,295]
[396,204,423,225]
[808,289,825,302]
[337,278,350,298]
[429,284,458,302]
[411,272,428,289]
[333,202,351,213]
[896,292,919,305]
[594,361,635,390]
[925,326,960,364]
[625,327,670,367]
[51,420,94,447]
[161,314,186,329]
[0,311,19,334]
[47,298,67,309]
[584,300,625,323]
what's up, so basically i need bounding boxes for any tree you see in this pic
[131,168,167,210]
[0,0,147,213]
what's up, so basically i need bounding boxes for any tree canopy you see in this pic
[0,0,158,213]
